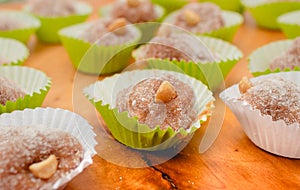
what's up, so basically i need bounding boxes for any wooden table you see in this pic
[1,1,300,189]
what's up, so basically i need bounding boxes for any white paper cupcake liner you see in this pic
[0,66,51,113]
[220,71,300,158]
[84,69,214,151]
[277,10,300,39]
[0,37,29,66]
[248,39,294,76]
[0,10,40,43]
[0,107,97,189]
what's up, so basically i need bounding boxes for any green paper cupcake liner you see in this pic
[277,10,300,39]
[99,3,165,22]
[199,0,244,12]
[0,66,51,114]
[0,10,40,44]
[133,36,243,91]
[99,3,165,43]
[0,37,29,66]
[248,39,299,76]
[84,69,214,151]
[59,21,142,75]
[151,0,189,13]
[242,0,300,29]
[24,1,92,43]
[163,10,243,41]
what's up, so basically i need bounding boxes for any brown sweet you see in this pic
[174,2,225,34]
[269,37,300,70]
[0,76,26,106]
[116,74,197,130]
[134,32,214,63]
[239,76,300,125]
[0,125,84,190]
[110,0,157,23]
[79,18,138,45]
[29,0,77,17]
[0,18,22,31]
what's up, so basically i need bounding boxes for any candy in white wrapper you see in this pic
[0,107,97,189]
[220,71,300,158]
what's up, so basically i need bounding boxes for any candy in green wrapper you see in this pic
[163,3,243,42]
[199,0,244,13]
[277,10,300,39]
[84,69,214,151]
[0,66,51,114]
[59,18,142,75]
[24,1,92,43]
[151,0,189,13]
[0,10,40,44]
[0,37,29,66]
[99,1,165,43]
[99,1,165,23]
[132,34,243,91]
[248,39,300,76]
[241,0,300,29]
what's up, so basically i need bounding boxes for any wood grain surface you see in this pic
[1,1,300,190]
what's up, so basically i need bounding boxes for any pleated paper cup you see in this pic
[248,39,297,76]
[84,69,214,151]
[99,2,165,22]
[24,1,92,43]
[0,66,51,114]
[0,37,29,66]
[220,71,300,158]
[199,0,244,13]
[0,10,40,44]
[163,10,243,41]
[99,2,165,43]
[277,10,300,39]
[0,107,97,189]
[241,0,300,29]
[132,36,243,91]
[59,21,142,75]
[150,0,189,13]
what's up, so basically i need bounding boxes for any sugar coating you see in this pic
[174,2,225,34]
[29,0,77,17]
[135,32,214,63]
[0,76,26,106]
[0,17,23,31]
[110,0,157,23]
[79,18,138,45]
[240,77,300,125]
[0,125,84,190]
[270,37,300,70]
[116,75,197,130]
